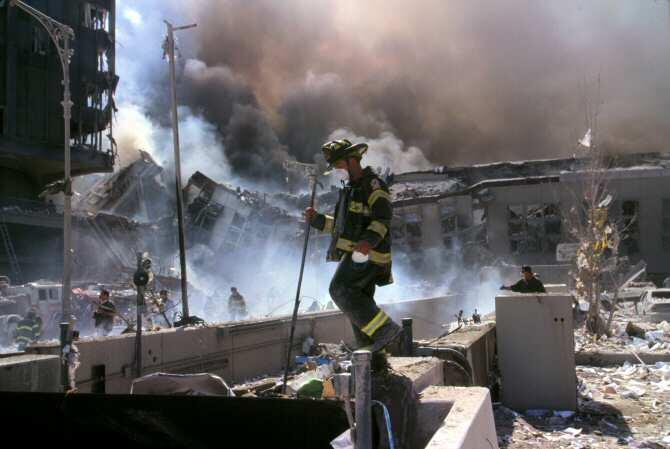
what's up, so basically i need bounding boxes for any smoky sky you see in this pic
[132,0,670,183]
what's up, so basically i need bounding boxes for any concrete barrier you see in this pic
[388,357,444,392]
[27,311,354,393]
[545,283,569,294]
[0,354,60,392]
[496,293,577,412]
[6,295,477,394]
[417,386,499,449]
[416,322,496,387]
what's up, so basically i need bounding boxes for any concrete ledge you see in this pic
[416,322,496,386]
[388,357,444,392]
[419,386,499,449]
[11,296,475,394]
[575,350,670,366]
[0,354,60,392]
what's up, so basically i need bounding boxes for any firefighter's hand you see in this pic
[304,207,317,221]
[354,240,372,255]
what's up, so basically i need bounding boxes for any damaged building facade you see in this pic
[388,152,670,279]
[0,0,117,282]
[183,171,301,278]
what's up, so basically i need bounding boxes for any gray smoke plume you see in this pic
[116,0,670,183]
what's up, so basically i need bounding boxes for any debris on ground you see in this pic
[494,361,670,448]
[574,300,670,354]
[231,341,354,399]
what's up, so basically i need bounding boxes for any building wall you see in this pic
[394,195,473,253]
[482,170,670,274]
[485,181,562,265]
[561,169,670,274]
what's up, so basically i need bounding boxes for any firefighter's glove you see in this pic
[354,240,372,255]
[304,207,317,222]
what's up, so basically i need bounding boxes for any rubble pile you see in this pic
[390,179,462,201]
[231,342,351,399]
[575,301,670,354]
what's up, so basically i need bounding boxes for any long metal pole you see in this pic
[10,0,75,392]
[282,175,317,394]
[61,35,73,391]
[135,253,143,378]
[353,350,373,449]
[165,21,196,321]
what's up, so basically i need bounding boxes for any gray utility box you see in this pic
[496,294,577,412]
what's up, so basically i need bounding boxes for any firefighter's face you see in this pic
[523,271,533,281]
[333,159,348,170]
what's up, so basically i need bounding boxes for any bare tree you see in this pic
[565,77,631,337]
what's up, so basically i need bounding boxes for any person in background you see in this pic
[155,289,176,327]
[228,287,247,321]
[501,266,546,293]
[93,290,116,336]
[14,307,42,350]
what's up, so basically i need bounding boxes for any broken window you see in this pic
[390,219,405,240]
[441,206,458,249]
[663,200,670,251]
[619,200,640,255]
[83,3,109,31]
[391,209,422,253]
[405,213,423,239]
[188,195,223,233]
[440,207,457,234]
[222,212,247,252]
[38,289,47,301]
[508,203,561,254]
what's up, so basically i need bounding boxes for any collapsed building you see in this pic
[388,152,670,280]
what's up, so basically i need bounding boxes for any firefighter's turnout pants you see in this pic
[329,253,392,347]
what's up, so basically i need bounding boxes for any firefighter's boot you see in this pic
[369,320,402,353]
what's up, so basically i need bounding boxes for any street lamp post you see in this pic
[163,21,196,322]
[10,0,75,392]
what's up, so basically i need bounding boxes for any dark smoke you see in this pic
[138,0,670,183]
[223,104,290,181]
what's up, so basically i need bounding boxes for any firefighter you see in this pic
[228,287,247,320]
[501,266,546,293]
[156,289,176,327]
[15,307,42,350]
[93,290,116,336]
[305,139,402,352]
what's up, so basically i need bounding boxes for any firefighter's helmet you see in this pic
[321,139,368,166]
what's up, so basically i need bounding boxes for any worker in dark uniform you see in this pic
[501,266,546,293]
[305,139,401,353]
[15,308,42,350]
[93,289,116,336]
[228,287,247,321]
